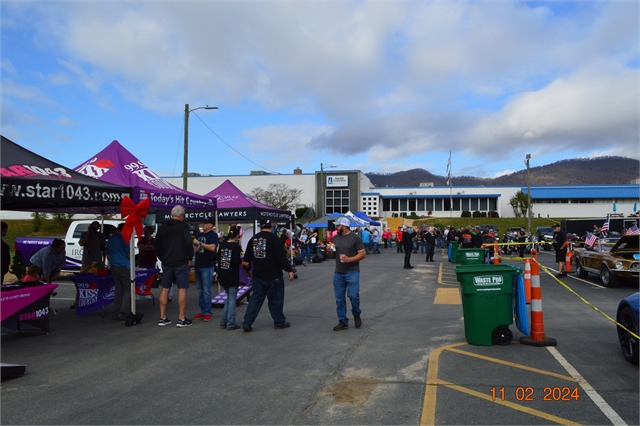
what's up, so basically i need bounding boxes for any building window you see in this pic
[453,198,460,211]
[434,199,443,211]
[470,198,478,211]
[400,199,408,211]
[409,199,416,211]
[383,199,391,211]
[417,199,425,211]
[325,189,349,214]
[489,198,497,211]
[480,198,488,210]
[462,199,470,211]
[392,199,399,211]
[426,199,434,211]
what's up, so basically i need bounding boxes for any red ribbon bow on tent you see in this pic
[120,197,151,243]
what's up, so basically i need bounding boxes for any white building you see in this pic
[164,170,640,220]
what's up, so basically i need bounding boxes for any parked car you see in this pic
[573,235,640,287]
[617,292,639,365]
[535,226,554,251]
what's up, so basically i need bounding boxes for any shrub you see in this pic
[488,210,500,218]
[460,210,471,217]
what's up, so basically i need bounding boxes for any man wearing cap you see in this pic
[326,217,366,331]
[241,219,295,332]
[192,218,219,322]
[552,224,568,278]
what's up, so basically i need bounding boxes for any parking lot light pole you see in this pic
[184,104,218,190]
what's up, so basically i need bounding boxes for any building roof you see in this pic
[523,185,640,199]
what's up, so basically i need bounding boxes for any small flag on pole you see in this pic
[584,232,597,247]
[601,217,610,237]
[625,225,640,235]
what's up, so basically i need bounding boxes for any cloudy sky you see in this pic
[2,1,638,185]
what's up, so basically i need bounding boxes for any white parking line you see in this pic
[547,346,627,426]
[545,267,604,289]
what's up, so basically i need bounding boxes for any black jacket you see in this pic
[154,220,193,267]
[244,230,293,280]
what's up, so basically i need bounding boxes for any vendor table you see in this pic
[68,269,158,316]
[1,283,58,333]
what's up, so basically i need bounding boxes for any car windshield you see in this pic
[538,227,554,234]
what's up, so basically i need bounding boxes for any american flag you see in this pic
[584,232,598,247]
[626,225,640,235]
[601,217,610,237]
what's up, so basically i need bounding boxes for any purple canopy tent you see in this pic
[74,140,216,222]
[204,179,293,225]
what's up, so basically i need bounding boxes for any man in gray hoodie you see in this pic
[154,205,194,328]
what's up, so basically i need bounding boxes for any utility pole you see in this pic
[525,154,532,234]
[183,103,218,190]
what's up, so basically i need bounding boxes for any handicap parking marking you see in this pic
[421,342,611,426]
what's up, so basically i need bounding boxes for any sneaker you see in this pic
[176,318,193,328]
[145,295,153,300]
[333,321,349,331]
[556,273,564,278]
[227,325,241,330]
[274,322,291,329]
[158,317,171,327]
[242,325,253,332]
[203,314,212,322]
[112,312,127,321]
[354,315,362,328]
[219,322,227,328]
[194,313,205,319]
[135,295,141,301]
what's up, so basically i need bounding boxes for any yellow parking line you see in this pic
[436,379,581,425]
[447,348,576,382]
[421,342,579,426]
[421,342,467,425]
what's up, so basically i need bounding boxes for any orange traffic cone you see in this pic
[565,244,573,273]
[521,257,557,347]
[523,260,531,304]
[529,250,540,305]
[493,241,500,264]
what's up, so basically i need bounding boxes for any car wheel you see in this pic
[617,305,639,365]
[600,266,619,288]
[575,260,588,278]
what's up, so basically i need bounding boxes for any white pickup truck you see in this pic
[16,220,131,269]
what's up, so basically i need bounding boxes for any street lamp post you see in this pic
[525,154,532,234]
[184,103,218,190]
[319,163,336,216]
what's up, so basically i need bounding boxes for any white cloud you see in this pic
[4,1,638,175]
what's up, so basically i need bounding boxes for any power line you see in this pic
[192,112,278,174]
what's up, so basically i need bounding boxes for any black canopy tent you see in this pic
[1,135,133,378]
[1,136,131,213]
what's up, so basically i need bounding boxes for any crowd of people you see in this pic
[0,209,523,333]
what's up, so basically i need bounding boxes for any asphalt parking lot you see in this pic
[2,245,638,425]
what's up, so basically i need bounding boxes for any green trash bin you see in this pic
[456,248,489,265]
[453,264,522,346]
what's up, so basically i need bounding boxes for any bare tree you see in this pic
[248,184,303,211]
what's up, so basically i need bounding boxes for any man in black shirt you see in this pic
[241,219,295,332]
[552,223,568,278]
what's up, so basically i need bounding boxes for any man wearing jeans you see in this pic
[326,217,366,331]
[107,223,130,321]
[154,205,194,328]
[192,218,218,322]
[241,219,295,332]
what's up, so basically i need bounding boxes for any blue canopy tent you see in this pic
[353,211,381,226]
